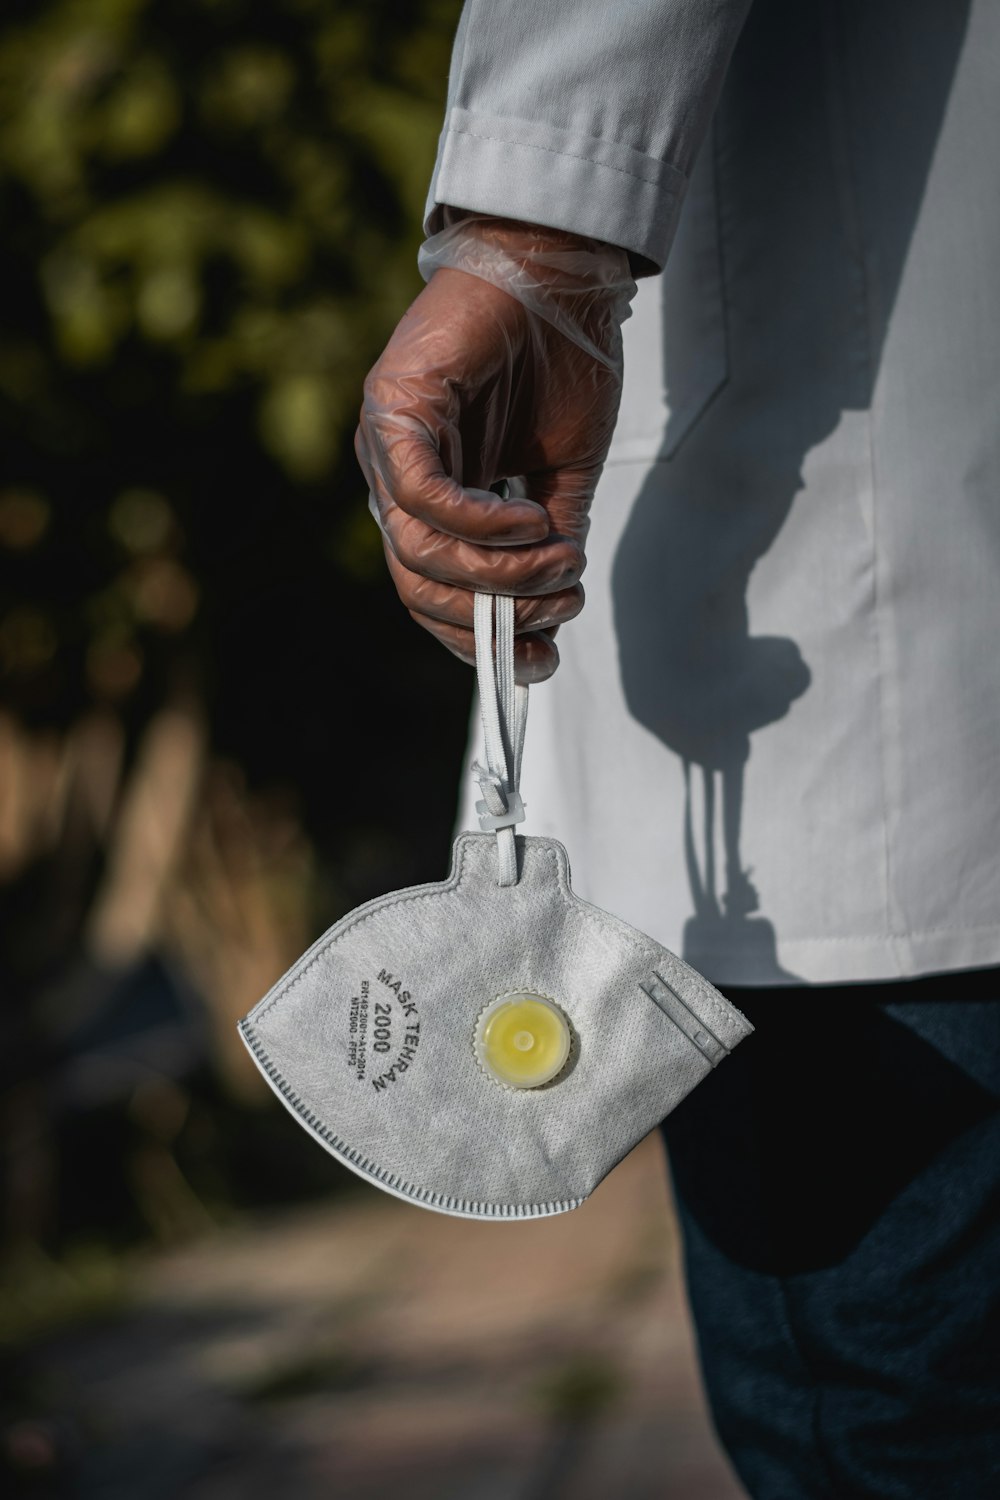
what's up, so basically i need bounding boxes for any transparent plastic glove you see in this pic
[354,213,637,681]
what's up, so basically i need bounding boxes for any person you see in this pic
[355,2,1000,1495]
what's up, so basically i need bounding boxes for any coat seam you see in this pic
[446,124,675,190]
[687,916,1000,949]
[821,0,897,960]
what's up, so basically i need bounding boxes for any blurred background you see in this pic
[0,2,740,1495]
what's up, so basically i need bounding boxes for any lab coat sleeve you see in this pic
[423,0,752,273]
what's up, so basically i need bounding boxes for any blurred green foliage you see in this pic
[0,0,470,878]
[0,0,455,432]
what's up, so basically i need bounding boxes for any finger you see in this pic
[377,491,585,595]
[365,414,550,545]
[407,608,560,684]
[383,543,584,634]
[521,463,600,539]
[358,393,549,545]
[358,417,549,550]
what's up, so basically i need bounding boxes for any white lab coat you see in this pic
[431,0,1000,984]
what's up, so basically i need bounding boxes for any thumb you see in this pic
[358,412,551,546]
[386,428,550,545]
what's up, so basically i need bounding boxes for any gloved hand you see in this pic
[355,212,637,682]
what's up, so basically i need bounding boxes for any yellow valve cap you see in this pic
[474,993,571,1089]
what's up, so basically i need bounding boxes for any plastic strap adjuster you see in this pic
[476,788,525,832]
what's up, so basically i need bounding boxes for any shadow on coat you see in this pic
[611,0,971,982]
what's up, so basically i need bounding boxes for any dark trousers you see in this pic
[661,967,1000,1500]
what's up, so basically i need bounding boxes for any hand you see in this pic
[354,215,635,682]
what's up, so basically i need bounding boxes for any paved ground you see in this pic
[28,1133,745,1499]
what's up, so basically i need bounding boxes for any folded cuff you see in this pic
[424,107,687,274]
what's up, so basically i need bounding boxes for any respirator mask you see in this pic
[239,593,752,1218]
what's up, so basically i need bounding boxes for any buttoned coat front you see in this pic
[427,0,1000,985]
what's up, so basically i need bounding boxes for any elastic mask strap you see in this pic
[473,593,528,886]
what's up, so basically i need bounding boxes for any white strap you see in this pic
[473,594,528,886]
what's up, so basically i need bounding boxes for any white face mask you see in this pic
[239,595,752,1219]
